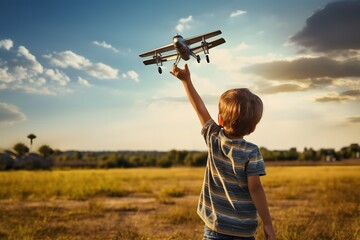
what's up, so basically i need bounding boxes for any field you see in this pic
[0,166,359,240]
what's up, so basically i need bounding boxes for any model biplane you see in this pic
[139,30,225,74]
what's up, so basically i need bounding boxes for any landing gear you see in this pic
[206,55,210,63]
[154,52,163,74]
[197,55,201,63]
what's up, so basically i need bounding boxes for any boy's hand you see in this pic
[170,64,190,82]
[263,224,275,240]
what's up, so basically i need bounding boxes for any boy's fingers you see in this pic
[184,64,189,71]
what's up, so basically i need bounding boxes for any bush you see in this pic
[156,156,172,168]
[0,153,15,170]
[14,153,53,170]
[184,152,207,166]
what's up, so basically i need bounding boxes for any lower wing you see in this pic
[142,53,178,65]
[191,38,226,54]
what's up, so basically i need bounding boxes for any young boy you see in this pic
[170,64,275,240]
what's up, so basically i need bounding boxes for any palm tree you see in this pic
[27,134,36,151]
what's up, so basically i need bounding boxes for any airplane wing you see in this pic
[185,30,222,46]
[139,43,175,58]
[142,52,178,65]
[191,38,226,54]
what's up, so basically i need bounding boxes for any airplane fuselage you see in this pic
[173,35,191,61]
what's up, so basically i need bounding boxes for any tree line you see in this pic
[0,142,359,170]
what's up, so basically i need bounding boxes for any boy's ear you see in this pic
[218,114,224,127]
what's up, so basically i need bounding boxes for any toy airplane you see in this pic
[139,30,225,74]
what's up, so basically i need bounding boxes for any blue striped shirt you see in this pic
[197,119,266,237]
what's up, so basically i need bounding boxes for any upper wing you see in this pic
[139,43,175,58]
[185,30,222,45]
[142,52,178,65]
[191,38,226,54]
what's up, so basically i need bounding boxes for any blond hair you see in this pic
[219,88,263,137]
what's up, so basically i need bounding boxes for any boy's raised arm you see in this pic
[170,64,212,127]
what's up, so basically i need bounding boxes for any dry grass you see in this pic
[0,166,359,239]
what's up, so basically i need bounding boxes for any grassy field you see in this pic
[0,166,359,240]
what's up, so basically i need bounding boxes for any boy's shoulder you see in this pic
[201,119,221,137]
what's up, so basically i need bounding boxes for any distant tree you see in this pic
[272,151,286,161]
[339,146,351,159]
[74,151,83,160]
[98,153,118,168]
[192,152,207,166]
[156,155,172,168]
[260,147,273,161]
[184,152,207,166]
[38,145,54,158]
[27,134,36,150]
[128,156,141,167]
[176,150,189,165]
[286,148,299,161]
[139,154,156,167]
[350,143,360,158]
[300,147,318,161]
[162,150,186,165]
[13,143,29,156]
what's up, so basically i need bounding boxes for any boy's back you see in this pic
[198,119,265,237]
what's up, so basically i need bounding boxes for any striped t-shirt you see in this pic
[197,119,266,238]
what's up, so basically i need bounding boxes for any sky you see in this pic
[0,0,359,152]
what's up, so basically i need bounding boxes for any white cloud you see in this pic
[43,50,91,69]
[0,39,13,50]
[45,69,70,86]
[230,10,247,18]
[88,62,119,79]
[0,67,13,83]
[126,70,139,82]
[176,15,193,32]
[12,84,57,95]
[0,39,122,95]
[0,102,26,125]
[0,39,75,95]
[0,45,44,83]
[35,77,47,86]
[17,46,44,74]
[93,40,119,53]
[78,76,93,87]
[44,50,119,79]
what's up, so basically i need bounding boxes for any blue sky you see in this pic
[1,0,359,151]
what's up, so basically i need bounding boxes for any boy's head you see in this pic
[218,88,263,137]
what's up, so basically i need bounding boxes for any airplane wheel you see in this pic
[158,67,162,74]
[206,55,210,63]
[197,55,201,63]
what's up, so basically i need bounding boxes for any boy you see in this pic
[170,64,275,240]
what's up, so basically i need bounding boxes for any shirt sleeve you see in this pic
[201,119,220,146]
[246,147,266,176]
